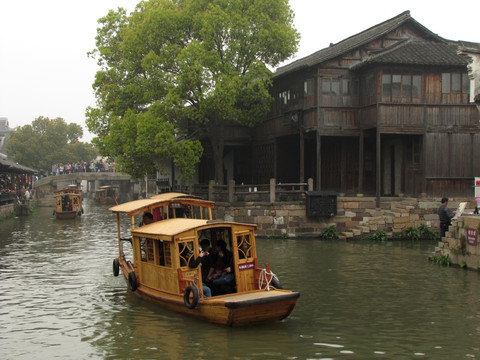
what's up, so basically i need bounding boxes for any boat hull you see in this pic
[54,210,79,219]
[120,266,299,326]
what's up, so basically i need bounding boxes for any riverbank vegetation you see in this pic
[6,117,96,174]
[365,224,439,242]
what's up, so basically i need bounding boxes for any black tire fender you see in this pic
[271,276,282,289]
[184,285,199,309]
[113,258,120,277]
[128,271,137,292]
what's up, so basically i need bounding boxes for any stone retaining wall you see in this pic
[214,197,478,239]
[433,215,480,271]
[0,203,14,218]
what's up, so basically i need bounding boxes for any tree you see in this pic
[6,116,97,173]
[87,0,299,184]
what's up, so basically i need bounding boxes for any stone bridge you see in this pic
[34,172,135,206]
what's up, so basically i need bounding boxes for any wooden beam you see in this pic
[316,130,321,191]
[376,129,381,207]
[358,130,364,193]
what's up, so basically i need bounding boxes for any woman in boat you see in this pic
[207,239,235,295]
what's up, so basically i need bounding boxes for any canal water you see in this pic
[1,199,480,360]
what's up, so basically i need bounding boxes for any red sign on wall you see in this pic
[467,228,478,246]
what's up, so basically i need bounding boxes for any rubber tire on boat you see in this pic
[128,271,137,292]
[184,285,199,309]
[113,258,120,277]
[271,276,282,289]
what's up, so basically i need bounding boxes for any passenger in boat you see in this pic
[64,198,72,211]
[139,212,154,226]
[207,240,234,294]
[188,239,213,297]
[153,207,163,221]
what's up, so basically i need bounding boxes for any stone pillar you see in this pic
[208,180,215,201]
[270,178,276,203]
[228,179,235,203]
[308,178,314,191]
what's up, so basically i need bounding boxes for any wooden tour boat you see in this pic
[95,185,119,205]
[110,192,299,326]
[53,185,83,219]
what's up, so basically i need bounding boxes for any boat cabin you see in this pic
[53,186,83,219]
[131,219,258,296]
[95,185,119,205]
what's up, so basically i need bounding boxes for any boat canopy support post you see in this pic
[116,213,122,257]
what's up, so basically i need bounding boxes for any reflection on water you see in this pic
[1,199,480,359]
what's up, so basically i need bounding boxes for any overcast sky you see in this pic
[0,0,478,142]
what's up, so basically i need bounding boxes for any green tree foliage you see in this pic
[6,117,97,173]
[87,0,299,183]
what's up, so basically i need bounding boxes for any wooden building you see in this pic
[248,11,479,200]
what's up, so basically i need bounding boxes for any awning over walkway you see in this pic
[0,156,37,174]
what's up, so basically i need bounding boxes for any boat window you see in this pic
[155,240,172,267]
[178,241,194,267]
[141,238,155,263]
[236,233,253,259]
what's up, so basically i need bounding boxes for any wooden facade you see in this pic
[248,11,480,200]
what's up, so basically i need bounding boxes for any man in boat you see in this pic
[139,212,154,226]
[188,238,213,297]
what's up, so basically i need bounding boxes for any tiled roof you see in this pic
[458,40,480,53]
[352,39,468,69]
[274,10,445,77]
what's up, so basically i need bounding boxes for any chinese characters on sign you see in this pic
[467,228,478,246]
[238,262,254,271]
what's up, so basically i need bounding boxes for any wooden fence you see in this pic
[192,178,315,203]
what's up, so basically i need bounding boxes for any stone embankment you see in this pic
[214,196,477,239]
[433,215,480,270]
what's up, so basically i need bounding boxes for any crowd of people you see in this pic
[0,174,36,202]
[51,160,114,176]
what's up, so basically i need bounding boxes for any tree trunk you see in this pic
[209,121,225,185]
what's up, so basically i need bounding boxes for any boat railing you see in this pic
[253,259,274,290]
[177,268,199,293]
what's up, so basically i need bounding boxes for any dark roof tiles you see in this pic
[352,39,468,68]
[274,10,454,77]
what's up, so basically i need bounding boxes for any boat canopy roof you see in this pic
[131,218,256,238]
[99,185,115,189]
[132,218,209,237]
[109,192,215,216]
[54,188,82,195]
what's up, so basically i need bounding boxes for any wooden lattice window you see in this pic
[236,233,253,259]
[178,241,194,267]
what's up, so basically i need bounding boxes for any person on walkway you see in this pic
[438,197,456,239]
